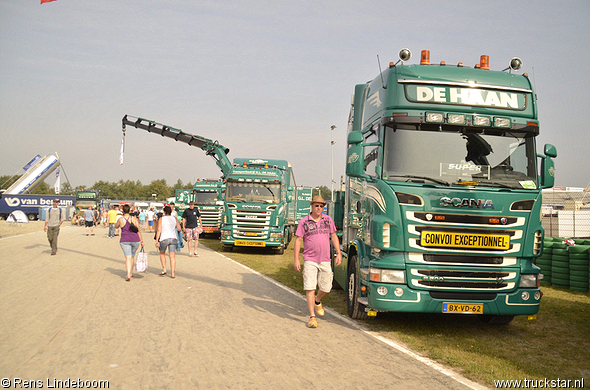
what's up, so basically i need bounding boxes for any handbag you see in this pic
[135,247,148,273]
[127,217,139,233]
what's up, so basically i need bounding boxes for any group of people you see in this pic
[45,194,341,328]
[115,201,203,281]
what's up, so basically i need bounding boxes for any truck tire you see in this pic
[477,314,515,325]
[27,214,36,221]
[274,246,285,255]
[222,245,233,252]
[347,255,368,319]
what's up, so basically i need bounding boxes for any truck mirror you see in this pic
[347,131,363,145]
[346,144,365,177]
[544,143,557,158]
[539,155,556,189]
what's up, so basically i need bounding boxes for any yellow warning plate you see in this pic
[235,240,266,247]
[421,231,510,250]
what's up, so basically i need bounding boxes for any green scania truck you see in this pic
[220,158,296,254]
[333,49,557,324]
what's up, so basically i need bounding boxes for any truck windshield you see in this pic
[192,191,220,205]
[382,128,538,189]
[226,181,281,203]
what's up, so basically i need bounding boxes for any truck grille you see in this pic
[200,209,222,228]
[430,291,497,300]
[410,268,516,291]
[231,210,270,239]
[423,254,504,265]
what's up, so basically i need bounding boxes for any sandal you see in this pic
[159,271,167,276]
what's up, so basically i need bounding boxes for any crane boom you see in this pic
[122,115,232,176]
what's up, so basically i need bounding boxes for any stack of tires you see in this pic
[551,240,570,289]
[568,243,589,292]
[537,238,554,285]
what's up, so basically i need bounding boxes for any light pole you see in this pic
[330,125,336,201]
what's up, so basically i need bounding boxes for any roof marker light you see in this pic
[480,55,490,70]
[420,50,430,65]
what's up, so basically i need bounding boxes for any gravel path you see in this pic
[0,225,484,389]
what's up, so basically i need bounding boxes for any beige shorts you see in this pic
[302,261,333,293]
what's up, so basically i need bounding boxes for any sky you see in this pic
[1,0,589,192]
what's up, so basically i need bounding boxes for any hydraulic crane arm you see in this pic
[122,115,232,177]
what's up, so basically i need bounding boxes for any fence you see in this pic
[542,187,590,239]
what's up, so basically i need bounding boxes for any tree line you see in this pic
[0,175,333,201]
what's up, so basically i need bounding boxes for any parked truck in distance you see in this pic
[0,194,74,221]
[176,179,225,234]
[74,190,99,218]
[333,49,557,325]
[292,186,313,224]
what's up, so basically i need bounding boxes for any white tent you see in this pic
[7,210,29,223]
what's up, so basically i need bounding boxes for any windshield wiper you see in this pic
[390,175,450,186]
[474,180,516,189]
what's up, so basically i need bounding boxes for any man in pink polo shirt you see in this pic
[294,194,342,328]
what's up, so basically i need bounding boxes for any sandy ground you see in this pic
[0,224,484,389]
[0,220,45,238]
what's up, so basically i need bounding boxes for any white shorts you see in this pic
[302,261,333,293]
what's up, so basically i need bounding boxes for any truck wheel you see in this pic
[347,255,367,319]
[274,246,285,255]
[28,214,36,221]
[477,314,515,325]
[222,245,233,252]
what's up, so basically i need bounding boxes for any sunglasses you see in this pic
[312,204,324,208]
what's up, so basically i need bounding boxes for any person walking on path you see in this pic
[169,202,184,253]
[101,209,108,228]
[182,201,203,257]
[147,208,155,233]
[138,209,147,231]
[115,204,144,281]
[43,199,65,255]
[84,206,96,236]
[107,205,118,238]
[155,205,181,278]
[293,195,342,328]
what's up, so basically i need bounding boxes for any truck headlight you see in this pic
[519,274,539,288]
[369,269,405,283]
[222,230,231,236]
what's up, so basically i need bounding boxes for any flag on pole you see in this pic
[41,0,57,4]
[54,166,61,194]
[119,134,125,165]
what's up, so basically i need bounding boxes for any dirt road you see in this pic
[0,225,485,389]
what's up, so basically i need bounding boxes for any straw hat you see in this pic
[310,195,326,206]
